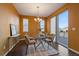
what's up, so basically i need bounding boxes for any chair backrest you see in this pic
[47,33,55,41]
[24,34,29,43]
[51,34,54,40]
[39,31,46,38]
[51,34,56,42]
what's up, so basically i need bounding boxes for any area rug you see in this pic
[27,41,59,56]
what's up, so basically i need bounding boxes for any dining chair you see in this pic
[45,33,55,49]
[24,34,36,50]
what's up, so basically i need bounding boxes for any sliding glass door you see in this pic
[57,10,68,48]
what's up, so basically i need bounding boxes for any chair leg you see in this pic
[27,45,29,54]
[51,41,55,48]
[41,41,45,49]
[48,42,50,49]
[34,43,36,51]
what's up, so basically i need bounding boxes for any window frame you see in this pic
[23,18,29,32]
[40,19,45,31]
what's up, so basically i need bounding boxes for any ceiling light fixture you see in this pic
[34,6,42,22]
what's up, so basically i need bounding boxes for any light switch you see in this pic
[72,27,76,31]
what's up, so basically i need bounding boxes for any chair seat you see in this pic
[45,38,52,42]
[29,40,36,44]
[46,35,52,40]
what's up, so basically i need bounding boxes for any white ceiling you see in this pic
[13,3,65,17]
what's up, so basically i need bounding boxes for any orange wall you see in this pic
[47,3,79,52]
[0,4,20,55]
[20,16,39,37]
[68,4,79,52]
[46,17,51,33]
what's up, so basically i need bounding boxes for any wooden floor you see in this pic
[53,43,79,56]
[6,40,79,56]
[6,40,28,56]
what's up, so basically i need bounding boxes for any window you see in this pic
[58,10,68,29]
[23,18,28,32]
[50,16,56,34]
[40,19,45,31]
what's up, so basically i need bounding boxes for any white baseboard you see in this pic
[69,48,79,55]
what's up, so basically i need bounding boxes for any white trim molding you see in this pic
[69,48,79,55]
